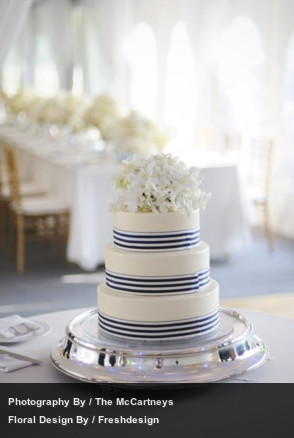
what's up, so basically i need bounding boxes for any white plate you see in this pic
[0,321,51,344]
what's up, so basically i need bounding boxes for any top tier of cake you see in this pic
[112,210,200,252]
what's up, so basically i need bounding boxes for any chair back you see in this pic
[4,146,22,207]
[221,132,242,156]
[0,142,8,196]
[246,138,273,199]
[0,148,4,198]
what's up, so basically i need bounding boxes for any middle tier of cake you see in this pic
[104,241,210,294]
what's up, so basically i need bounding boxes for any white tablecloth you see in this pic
[67,165,117,270]
[0,123,252,271]
[0,307,293,383]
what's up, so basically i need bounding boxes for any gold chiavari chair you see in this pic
[0,150,9,251]
[221,132,242,157]
[0,141,47,252]
[5,146,70,273]
[245,137,274,251]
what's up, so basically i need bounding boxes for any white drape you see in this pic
[0,0,33,68]
[1,0,294,239]
[67,0,294,239]
[81,0,135,106]
[32,0,73,90]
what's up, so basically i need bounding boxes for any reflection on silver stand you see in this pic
[50,308,268,387]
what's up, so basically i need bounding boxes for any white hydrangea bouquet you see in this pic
[110,153,210,214]
[83,93,121,140]
[3,88,34,115]
[112,110,169,155]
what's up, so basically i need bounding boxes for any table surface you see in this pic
[0,307,293,383]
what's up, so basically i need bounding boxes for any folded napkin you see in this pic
[0,354,34,372]
[0,315,43,340]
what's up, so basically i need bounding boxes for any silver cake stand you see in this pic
[50,308,268,387]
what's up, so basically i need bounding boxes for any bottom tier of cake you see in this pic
[97,279,219,341]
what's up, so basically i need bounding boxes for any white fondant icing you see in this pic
[105,241,209,277]
[113,210,200,233]
[97,279,219,322]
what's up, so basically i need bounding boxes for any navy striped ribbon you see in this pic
[113,228,200,251]
[105,269,210,294]
[98,310,219,340]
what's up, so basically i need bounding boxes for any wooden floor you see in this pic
[221,292,294,319]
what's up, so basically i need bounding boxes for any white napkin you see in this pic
[0,315,43,340]
[0,354,33,372]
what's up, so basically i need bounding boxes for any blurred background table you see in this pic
[0,123,252,271]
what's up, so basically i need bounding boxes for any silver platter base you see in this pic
[50,308,268,387]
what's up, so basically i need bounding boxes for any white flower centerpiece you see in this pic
[110,153,210,214]
[3,88,35,124]
[83,93,121,141]
[112,110,169,157]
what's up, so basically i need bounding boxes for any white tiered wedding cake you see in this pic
[97,154,219,341]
